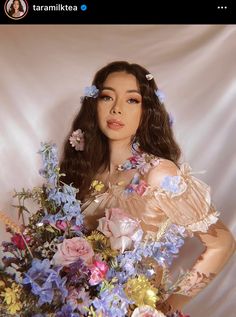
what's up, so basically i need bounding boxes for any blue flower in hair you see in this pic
[168,112,174,127]
[155,89,165,104]
[84,85,99,98]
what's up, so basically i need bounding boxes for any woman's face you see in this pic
[97,71,142,143]
[13,0,20,10]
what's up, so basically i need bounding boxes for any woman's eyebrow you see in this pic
[102,87,141,95]
[101,87,115,91]
[126,89,141,95]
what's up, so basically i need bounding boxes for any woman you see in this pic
[60,61,235,314]
[8,0,25,18]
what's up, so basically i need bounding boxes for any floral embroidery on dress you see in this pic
[160,176,182,194]
[116,149,160,196]
[117,151,160,175]
[135,153,160,175]
[124,173,148,196]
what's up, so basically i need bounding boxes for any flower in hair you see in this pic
[146,74,154,81]
[69,129,85,151]
[155,89,165,104]
[84,85,99,98]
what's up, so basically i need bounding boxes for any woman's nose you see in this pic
[110,100,122,115]
[111,108,122,115]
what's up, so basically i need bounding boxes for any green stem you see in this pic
[21,234,33,259]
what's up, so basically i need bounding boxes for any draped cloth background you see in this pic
[0,25,235,316]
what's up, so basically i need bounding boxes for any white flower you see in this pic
[131,305,166,317]
[146,74,154,81]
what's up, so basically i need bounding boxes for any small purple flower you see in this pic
[155,89,165,103]
[67,259,90,285]
[56,304,80,317]
[84,85,99,98]
[136,153,160,175]
[67,287,92,315]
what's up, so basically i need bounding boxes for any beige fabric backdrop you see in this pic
[0,25,235,316]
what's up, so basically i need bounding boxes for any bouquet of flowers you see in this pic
[0,143,190,317]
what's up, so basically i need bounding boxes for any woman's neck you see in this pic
[108,139,132,174]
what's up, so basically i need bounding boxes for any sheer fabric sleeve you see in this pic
[150,161,220,234]
[162,220,236,312]
[147,160,235,312]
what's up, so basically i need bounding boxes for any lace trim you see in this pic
[186,209,220,233]
[172,269,216,297]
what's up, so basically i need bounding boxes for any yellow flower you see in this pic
[0,281,5,288]
[8,301,23,314]
[91,180,105,192]
[1,283,23,314]
[87,231,117,260]
[125,275,159,308]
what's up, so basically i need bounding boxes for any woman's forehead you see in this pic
[102,72,140,90]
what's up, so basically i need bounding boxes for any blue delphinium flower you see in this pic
[160,175,181,194]
[23,259,68,306]
[84,85,99,98]
[67,259,90,285]
[38,143,83,228]
[109,223,187,283]
[93,285,131,317]
[38,142,59,186]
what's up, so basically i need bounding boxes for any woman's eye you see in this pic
[99,95,112,102]
[127,98,139,104]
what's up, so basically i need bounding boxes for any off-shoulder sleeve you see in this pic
[150,161,220,233]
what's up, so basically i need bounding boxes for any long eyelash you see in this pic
[99,95,110,100]
[128,99,139,103]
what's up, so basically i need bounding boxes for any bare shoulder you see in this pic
[146,158,180,187]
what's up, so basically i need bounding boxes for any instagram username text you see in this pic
[33,4,80,12]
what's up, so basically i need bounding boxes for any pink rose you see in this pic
[52,237,94,266]
[89,260,109,285]
[131,306,166,317]
[97,208,143,252]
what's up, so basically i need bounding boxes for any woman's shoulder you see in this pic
[145,157,180,188]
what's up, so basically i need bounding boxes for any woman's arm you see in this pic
[163,219,236,312]
[147,159,236,313]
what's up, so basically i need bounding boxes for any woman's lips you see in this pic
[107,119,125,130]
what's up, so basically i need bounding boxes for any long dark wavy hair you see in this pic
[9,0,24,16]
[60,61,181,200]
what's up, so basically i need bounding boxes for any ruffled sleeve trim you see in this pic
[186,207,220,233]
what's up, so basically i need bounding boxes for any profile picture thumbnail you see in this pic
[4,0,28,20]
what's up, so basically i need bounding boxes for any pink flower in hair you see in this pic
[69,129,85,151]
